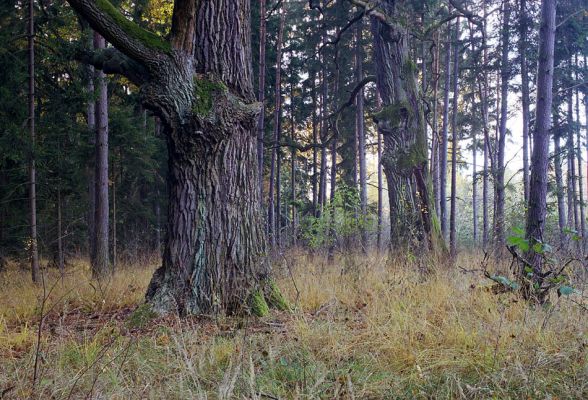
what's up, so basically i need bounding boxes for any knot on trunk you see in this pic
[192,74,261,136]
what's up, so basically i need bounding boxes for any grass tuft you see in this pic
[0,251,586,398]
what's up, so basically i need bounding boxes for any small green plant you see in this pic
[504,227,578,302]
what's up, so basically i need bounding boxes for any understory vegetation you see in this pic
[1,251,586,399]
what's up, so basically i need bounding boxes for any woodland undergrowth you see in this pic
[0,250,586,399]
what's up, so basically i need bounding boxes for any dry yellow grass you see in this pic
[0,251,586,399]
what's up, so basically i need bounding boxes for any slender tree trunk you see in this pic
[355,19,367,249]
[267,6,285,247]
[525,0,556,283]
[494,0,511,251]
[112,164,117,271]
[481,0,490,248]
[318,44,329,217]
[91,32,110,278]
[575,55,586,249]
[440,25,452,239]
[86,32,96,259]
[520,0,531,203]
[311,72,319,215]
[431,30,441,217]
[57,185,64,279]
[567,87,579,239]
[28,0,39,283]
[449,18,460,256]
[554,115,567,245]
[377,122,383,252]
[290,72,297,246]
[257,0,266,202]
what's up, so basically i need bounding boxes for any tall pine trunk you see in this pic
[554,113,567,245]
[267,6,285,247]
[494,0,511,251]
[520,0,531,203]
[525,0,556,284]
[91,32,110,277]
[439,26,452,239]
[355,20,367,249]
[449,18,460,255]
[257,0,266,201]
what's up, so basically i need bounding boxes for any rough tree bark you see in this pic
[566,87,579,238]
[67,0,282,316]
[369,0,444,252]
[91,32,110,278]
[525,0,556,280]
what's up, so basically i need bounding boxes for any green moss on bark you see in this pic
[266,281,289,311]
[373,102,413,128]
[250,289,269,317]
[96,0,171,53]
[193,77,228,116]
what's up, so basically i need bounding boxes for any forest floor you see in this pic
[0,251,586,399]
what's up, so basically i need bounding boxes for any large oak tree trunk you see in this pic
[369,1,443,252]
[67,0,276,315]
[147,122,266,315]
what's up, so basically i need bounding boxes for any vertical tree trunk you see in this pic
[355,19,367,249]
[57,185,64,279]
[257,0,266,201]
[566,87,579,237]
[554,114,567,245]
[91,32,110,278]
[311,72,319,215]
[86,31,96,259]
[289,72,297,246]
[494,0,511,251]
[481,0,490,248]
[574,55,585,249]
[520,0,531,203]
[267,5,285,247]
[525,0,556,281]
[431,30,441,218]
[449,18,460,256]
[377,120,383,252]
[370,1,443,252]
[439,25,452,239]
[69,0,277,316]
[112,165,117,271]
[28,0,39,283]
[318,49,329,216]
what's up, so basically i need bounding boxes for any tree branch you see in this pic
[66,0,170,65]
[76,47,149,86]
